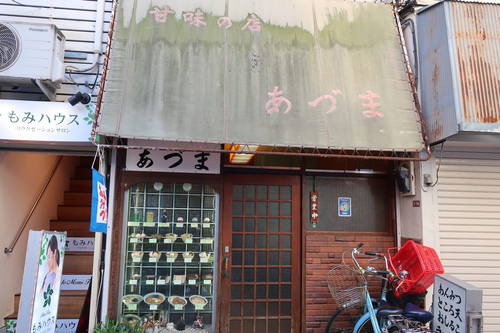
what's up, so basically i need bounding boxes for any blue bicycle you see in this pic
[325,243,435,333]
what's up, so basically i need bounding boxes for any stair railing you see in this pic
[4,156,63,254]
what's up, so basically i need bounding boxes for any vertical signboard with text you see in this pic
[17,230,67,333]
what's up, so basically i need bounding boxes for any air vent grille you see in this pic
[0,23,20,71]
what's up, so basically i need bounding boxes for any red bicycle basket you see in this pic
[388,240,444,297]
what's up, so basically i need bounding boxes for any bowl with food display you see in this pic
[122,294,143,305]
[166,252,178,259]
[168,296,187,308]
[144,292,166,305]
[181,233,193,243]
[189,295,208,308]
[130,252,143,260]
[122,314,141,326]
[165,233,178,242]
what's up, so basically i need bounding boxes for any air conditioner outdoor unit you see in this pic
[0,20,66,100]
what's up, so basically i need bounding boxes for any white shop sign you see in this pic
[126,139,220,174]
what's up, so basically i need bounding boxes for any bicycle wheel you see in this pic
[353,316,375,333]
[325,309,342,333]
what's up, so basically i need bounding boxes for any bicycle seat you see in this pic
[403,302,434,324]
[376,300,404,319]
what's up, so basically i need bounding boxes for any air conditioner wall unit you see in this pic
[0,20,66,87]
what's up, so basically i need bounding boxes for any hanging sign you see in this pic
[310,191,319,226]
[90,169,108,233]
[17,230,67,333]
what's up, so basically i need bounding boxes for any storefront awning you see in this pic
[96,0,429,158]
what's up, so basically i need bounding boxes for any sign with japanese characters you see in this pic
[125,139,221,173]
[0,100,95,143]
[98,0,425,152]
[310,191,319,224]
[433,274,483,333]
[90,169,108,233]
[17,230,66,333]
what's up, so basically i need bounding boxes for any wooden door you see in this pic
[218,174,301,332]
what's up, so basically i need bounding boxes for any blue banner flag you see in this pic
[90,169,108,233]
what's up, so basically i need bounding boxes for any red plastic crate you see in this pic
[388,240,444,297]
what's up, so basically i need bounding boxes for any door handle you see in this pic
[222,255,229,278]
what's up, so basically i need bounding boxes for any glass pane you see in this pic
[269,251,279,265]
[232,217,243,232]
[281,234,291,249]
[244,268,254,282]
[269,235,279,249]
[189,196,201,208]
[231,302,241,317]
[256,285,266,299]
[233,250,242,265]
[281,284,291,299]
[245,217,255,232]
[257,185,267,200]
[282,251,291,265]
[234,185,244,199]
[281,301,291,316]
[244,234,255,248]
[233,201,243,215]
[231,285,242,299]
[257,234,267,249]
[232,234,243,249]
[281,186,291,200]
[175,195,188,208]
[281,202,291,216]
[243,302,254,316]
[257,251,267,265]
[245,185,256,199]
[244,251,255,265]
[257,202,267,216]
[269,267,279,282]
[256,320,266,332]
[203,195,216,208]
[269,186,280,200]
[280,319,291,333]
[281,218,291,232]
[256,268,267,282]
[245,201,255,215]
[257,218,267,232]
[256,302,266,316]
[268,302,279,316]
[160,195,173,208]
[269,285,279,299]
[269,218,279,232]
[230,321,240,333]
[244,285,254,299]
[281,268,291,282]
[269,202,279,216]
[232,268,242,282]
[243,320,254,333]
[269,319,278,332]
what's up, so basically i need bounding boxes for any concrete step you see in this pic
[62,254,94,275]
[50,221,93,237]
[63,192,91,206]
[57,206,91,221]
[69,179,92,192]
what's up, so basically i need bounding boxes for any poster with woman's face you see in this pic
[31,232,66,333]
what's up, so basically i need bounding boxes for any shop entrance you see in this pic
[218,174,301,333]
